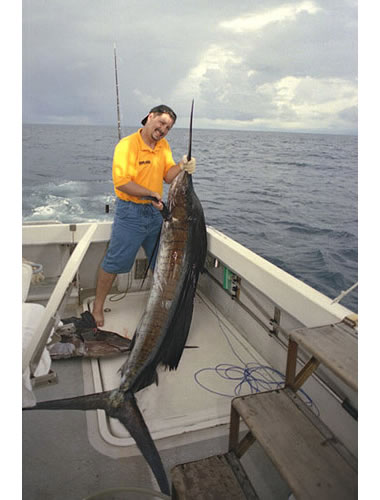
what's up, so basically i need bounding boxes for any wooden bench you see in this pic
[171,451,259,499]
[285,318,358,392]
[229,388,357,499]
[172,319,358,499]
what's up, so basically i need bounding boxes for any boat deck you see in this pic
[84,290,284,453]
[22,290,292,499]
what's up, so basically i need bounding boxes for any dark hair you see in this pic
[141,105,177,126]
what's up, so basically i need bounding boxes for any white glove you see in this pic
[180,155,196,174]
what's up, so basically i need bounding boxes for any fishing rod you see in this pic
[105,44,122,214]
[113,43,122,141]
[187,99,194,161]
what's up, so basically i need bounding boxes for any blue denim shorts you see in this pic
[102,198,162,274]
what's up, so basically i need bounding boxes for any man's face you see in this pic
[146,112,175,142]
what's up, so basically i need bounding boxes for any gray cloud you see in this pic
[23,0,358,134]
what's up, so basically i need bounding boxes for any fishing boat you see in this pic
[22,218,358,499]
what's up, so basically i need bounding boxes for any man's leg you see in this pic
[92,200,138,326]
[92,267,116,327]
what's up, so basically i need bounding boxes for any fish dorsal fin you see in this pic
[157,190,207,370]
[159,265,197,369]
[130,263,196,393]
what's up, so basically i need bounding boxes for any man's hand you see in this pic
[150,192,164,211]
[180,155,196,174]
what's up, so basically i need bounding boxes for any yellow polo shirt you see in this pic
[112,129,175,203]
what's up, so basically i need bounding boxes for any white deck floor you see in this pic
[23,291,291,500]
[83,290,281,455]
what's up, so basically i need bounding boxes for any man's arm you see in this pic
[164,156,196,184]
[164,163,182,184]
[116,181,163,210]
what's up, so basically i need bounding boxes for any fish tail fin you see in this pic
[116,391,170,496]
[25,390,170,495]
[24,390,113,411]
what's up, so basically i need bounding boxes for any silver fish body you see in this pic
[118,170,207,395]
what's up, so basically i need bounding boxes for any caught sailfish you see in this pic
[24,101,207,495]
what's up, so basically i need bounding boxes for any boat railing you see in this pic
[22,220,63,225]
[22,223,98,379]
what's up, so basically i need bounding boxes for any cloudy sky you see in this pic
[22,0,358,134]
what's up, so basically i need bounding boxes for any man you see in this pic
[93,105,196,326]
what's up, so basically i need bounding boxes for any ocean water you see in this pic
[22,124,358,312]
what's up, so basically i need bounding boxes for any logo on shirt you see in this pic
[139,160,151,165]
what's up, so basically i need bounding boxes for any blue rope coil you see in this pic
[193,362,318,415]
[193,298,320,416]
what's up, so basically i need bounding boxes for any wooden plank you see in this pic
[171,453,258,499]
[285,338,298,387]
[290,321,358,391]
[234,431,256,459]
[286,388,358,470]
[229,403,241,451]
[224,452,260,500]
[229,404,256,459]
[232,390,357,500]
[292,356,320,391]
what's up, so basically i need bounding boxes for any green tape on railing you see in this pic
[223,268,232,290]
